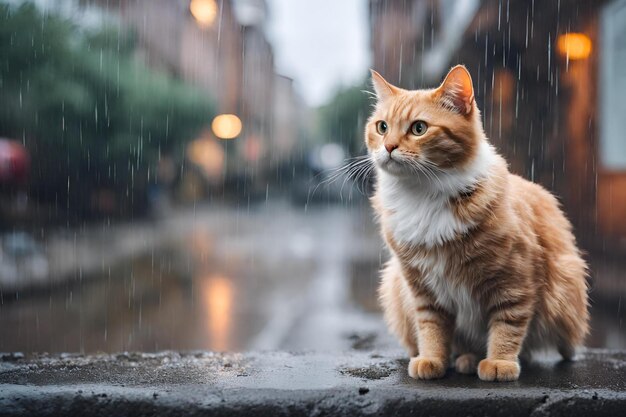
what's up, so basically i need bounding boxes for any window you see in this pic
[600,0,626,170]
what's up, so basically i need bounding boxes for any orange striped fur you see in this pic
[367,66,589,382]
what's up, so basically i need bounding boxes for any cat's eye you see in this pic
[410,120,428,136]
[376,120,388,135]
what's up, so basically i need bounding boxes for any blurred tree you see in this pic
[317,80,372,156]
[0,2,215,221]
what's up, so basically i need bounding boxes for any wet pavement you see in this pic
[0,349,625,416]
[0,202,390,353]
[0,202,625,354]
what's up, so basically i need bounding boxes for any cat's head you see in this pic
[365,65,485,179]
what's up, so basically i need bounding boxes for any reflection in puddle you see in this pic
[0,252,249,353]
[0,205,328,353]
[201,275,233,352]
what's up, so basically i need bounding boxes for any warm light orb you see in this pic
[212,114,242,139]
[187,137,224,178]
[190,0,218,28]
[557,33,592,61]
[200,275,233,352]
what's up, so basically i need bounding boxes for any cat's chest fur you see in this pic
[378,171,487,339]
[412,250,486,340]
[378,172,473,248]
[377,140,497,249]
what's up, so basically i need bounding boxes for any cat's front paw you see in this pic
[477,359,520,382]
[408,356,446,380]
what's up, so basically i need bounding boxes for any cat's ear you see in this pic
[436,65,475,115]
[370,69,400,102]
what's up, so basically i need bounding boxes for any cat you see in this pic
[366,65,589,382]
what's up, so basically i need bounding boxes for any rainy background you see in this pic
[0,0,625,354]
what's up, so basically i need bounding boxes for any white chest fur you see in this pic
[413,251,486,341]
[377,141,498,341]
[378,140,497,248]
[379,175,471,248]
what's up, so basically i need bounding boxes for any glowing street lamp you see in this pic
[212,114,242,139]
[190,0,218,28]
[187,137,224,178]
[557,33,592,61]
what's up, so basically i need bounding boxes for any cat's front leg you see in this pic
[478,298,533,382]
[408,295,455,380]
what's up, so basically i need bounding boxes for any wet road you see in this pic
[0,202,388,353]
[0,203,624,353]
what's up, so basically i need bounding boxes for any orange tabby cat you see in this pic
[367,65,589,382]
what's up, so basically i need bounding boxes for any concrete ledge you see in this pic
[1,349,625,416]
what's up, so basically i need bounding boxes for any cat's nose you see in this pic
[385,143,398,154]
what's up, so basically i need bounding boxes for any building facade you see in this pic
[369,0,626,255]
[82,0,303,185]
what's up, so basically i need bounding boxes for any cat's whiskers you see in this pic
[403,158,451,195]
[307,155,375,203]
[417,159,458,195]
[339,156,375,200]
[350,164,373,196]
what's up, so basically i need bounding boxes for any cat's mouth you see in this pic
[376,151,411,175]
[385,154,402,165]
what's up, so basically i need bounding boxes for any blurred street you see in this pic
[0,202,390,353]
[1,202,625,354]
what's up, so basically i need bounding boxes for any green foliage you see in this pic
[0,2,215,218]
[317,80,372,155]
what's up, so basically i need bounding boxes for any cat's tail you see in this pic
[550,252,590,360]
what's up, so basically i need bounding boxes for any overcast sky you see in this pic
[265,0,370,107]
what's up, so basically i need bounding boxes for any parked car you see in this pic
[0,138,30,185]
[0,232,49,290]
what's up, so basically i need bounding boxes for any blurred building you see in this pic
[272,75,303,162]
[81,0,304,186]
[369,0,626,254]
